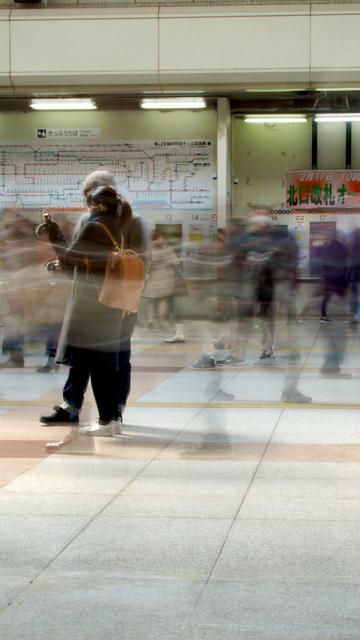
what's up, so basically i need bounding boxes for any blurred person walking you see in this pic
[320,230,349,323]
[349,228,360,322]
[142,230,180,330]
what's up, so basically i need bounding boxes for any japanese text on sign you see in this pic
[286,171,360,209]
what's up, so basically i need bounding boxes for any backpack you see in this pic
[93,221,145,315]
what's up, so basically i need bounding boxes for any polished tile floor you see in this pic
[0,319,359,639]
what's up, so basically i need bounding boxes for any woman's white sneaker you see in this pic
[80,420,116,437]
[114,417,122,435]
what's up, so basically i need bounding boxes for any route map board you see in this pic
[0,139,214,214]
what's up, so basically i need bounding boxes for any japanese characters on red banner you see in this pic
[286,171,360,209]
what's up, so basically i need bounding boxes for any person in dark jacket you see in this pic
[40,170,149,432]
[39,186,130,436]
[349,228,360,322]
[320,232,349,322]
[75,171,149,417]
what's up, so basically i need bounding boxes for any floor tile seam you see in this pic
[65,515,236,522]
[203,578,360,586]
[22,404,214,624]
[4,403,210,602]
[234,516,360,522]
[243,494,360,498]
[239,517,360,521]
[271,322,323,416]
[0,487,137,496]
[180,407,286,632]
[0,490,248,497]
[0,512,100,617]
[0,513,237,519]
[277,335,311,401]
[250,495,360,500]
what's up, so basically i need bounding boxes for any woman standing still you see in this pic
[40,186,129,437]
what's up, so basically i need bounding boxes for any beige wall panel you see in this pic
[159,14,310,82]
[351,123,360,168]
[0,109,217,141]
[231,118,311,215]
[0,11,10,86]
[317,123,346,170]
[311,13,360,81]
[10,9,158,85]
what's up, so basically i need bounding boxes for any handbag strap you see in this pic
[95,221,124,251]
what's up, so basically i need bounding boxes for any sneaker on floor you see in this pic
[216,354,244,366]
[0,356,24,368]
[260,349,273,359]
[40,406,79,425]
[320,368,352,378]
[37,361,60,373]
[164,335,185,343]
[191,355,216,369]
[281,390,312,403]
[320,315,332,323]
[114,420,122,436]
[80,419,118,437]
[216,390,235,401]
[114,414,123,435]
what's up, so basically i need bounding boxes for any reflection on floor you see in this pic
[0,320,359,639]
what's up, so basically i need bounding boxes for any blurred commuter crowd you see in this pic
[1,193,360,415]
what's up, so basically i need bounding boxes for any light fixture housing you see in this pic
[30,98,97,111]
[244,114,307,124]
[245,88,303,93]
[314,88,360,92]
[315,113,360,122]
[140,97,206,110]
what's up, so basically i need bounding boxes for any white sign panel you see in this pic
[36,128,101,139]
[0,139,214,212]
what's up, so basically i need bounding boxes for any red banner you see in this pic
[286,171,360,209]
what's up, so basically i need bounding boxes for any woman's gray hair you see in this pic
[82,170,117,205]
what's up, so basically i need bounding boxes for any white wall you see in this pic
[0,108,218,238]
[1,4,360,92]
[232,117,360,275]
[0,108,216,140]
[232,119,359,214]
[1,107,359,275]
[232,118,312,214]
[1,108,357,217]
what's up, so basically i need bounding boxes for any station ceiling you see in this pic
[0,90,360,115]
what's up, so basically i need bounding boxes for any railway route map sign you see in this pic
[0,139,214,213]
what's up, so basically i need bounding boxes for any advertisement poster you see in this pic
[286,170,360,209]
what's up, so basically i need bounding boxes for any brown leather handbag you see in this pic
[94,221,145,315]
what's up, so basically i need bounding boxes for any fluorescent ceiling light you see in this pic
[30,98,97,111]
[140,97,206,110]
[315,88,360,92]
[315,113,360,122]
[244,115,307,123]
[245,88,302,93]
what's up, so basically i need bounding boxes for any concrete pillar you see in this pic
[217,97,232,228]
